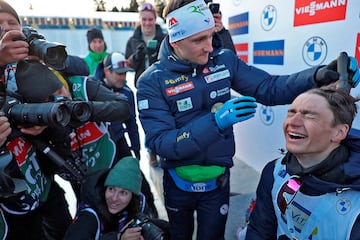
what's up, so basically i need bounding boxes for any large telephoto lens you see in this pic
[66,101,92,123]
[8,102,71,127]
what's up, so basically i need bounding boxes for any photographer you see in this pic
[64,156,170,240]
[13,59,130,203]
[0,0,89,93]
[0,57,130,239]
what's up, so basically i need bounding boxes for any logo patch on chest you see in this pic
[177,97,193,112]
[204,70,230,83]
[166,82,194,96]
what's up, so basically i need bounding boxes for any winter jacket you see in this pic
[246,128,360,239]
[93,63,141,153]
[136,33,319,170]
[64,169,124,240]
[84,50,107,76]
[125,24,166,86]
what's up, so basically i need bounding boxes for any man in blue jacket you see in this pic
[136,0,360,239]
[246,87,360,239]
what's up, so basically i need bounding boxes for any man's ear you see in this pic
[332,124,349,142]
[170,42,178,49]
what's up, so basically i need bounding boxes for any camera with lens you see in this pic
[15,26,68,70]
[2,95,92,129]
[128,214,166,240]
[50,96,92,127]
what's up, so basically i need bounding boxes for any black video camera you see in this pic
[128,214,165,240]
[15,26,68,70]
[3,95,92,129]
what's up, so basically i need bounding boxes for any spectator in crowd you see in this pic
[84,27,107,76]
[125,1,166,167]
[246,87,360,239]
[64,156,170,239]
[135,0,360,239]
[93,51,159,218]
[94,52,141,161]
[125,2,166,88]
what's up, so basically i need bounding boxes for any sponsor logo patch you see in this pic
[204,70,230,83]
[166,82,194,96]
[177,97,193,112]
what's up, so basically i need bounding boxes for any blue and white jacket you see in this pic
[246,128,360,239]
[136,34,318,169]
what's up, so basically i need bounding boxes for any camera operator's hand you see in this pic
[19,125,47,136]
[119,221,143,240]
[0,116,11,147]
[133,44,146,63]
[0,30,29,66]
[213,13,224,32]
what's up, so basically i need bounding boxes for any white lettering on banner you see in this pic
[295,0,346,16]
[204,70,230,83]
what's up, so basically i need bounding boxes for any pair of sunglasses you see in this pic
[115,60,130,69]
[276,176,302,214]
[139,2,154,12]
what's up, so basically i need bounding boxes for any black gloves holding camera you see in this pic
[134,44,147,62]
[315,55,360,88]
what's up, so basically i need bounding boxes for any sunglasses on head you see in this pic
[107,60,130,70]
[139,2,154,12]
[116,60,130,68]
[276,176,302,214]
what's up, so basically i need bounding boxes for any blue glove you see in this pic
[215,96,257,130]
[315,56,360,88]
[349,56,360,87]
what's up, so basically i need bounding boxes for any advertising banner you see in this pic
[217,0,360,172]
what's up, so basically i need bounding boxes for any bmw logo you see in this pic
[336,198,351,215]
[261,5,277,31]
[302,36,328,66]
[232,0,243,6]
[260,105,274,125]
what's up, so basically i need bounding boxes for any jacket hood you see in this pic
[284,128,360,194]
[158,32,224,75]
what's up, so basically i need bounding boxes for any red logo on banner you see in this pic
[294,0,347,26]
[235,43,248,63]
[356,33,360,67]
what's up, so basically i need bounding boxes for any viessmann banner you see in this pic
[217,0,360,172]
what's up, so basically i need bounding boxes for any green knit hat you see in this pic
[104,157,142,195]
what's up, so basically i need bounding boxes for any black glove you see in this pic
[133,44,146,62]
[315,59,339,87]
[315,55,360,87]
